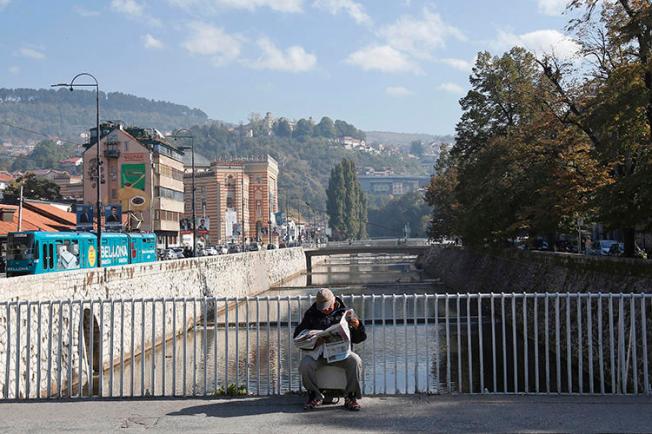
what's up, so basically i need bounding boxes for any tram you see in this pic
[5,231,156,277]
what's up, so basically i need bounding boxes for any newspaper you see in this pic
[294,309,354,363]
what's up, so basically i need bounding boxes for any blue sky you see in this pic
[0,0,576,134]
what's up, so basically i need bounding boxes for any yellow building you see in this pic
[183,155,278,246]
[82,121,185,247]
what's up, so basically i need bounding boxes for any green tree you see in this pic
[316,116,337,138]
[538,0,652,255]
[427,47,607,246]
[273,119,292,138]
[293,119,314,141]
[3,173,62,203]
[326,159,367,240]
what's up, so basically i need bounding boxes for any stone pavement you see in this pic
[0,395,650,433]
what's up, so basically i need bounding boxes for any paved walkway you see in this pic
[0,395,651,433]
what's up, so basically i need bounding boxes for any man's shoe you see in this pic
[344,397,361,411]
[304,397,323,410]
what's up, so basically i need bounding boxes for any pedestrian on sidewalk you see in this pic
[294,288,367,411]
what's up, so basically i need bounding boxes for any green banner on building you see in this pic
[121,163,146,191]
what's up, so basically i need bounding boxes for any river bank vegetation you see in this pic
[426,0,652,257]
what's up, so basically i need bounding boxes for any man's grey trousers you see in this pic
[298,352,363,400]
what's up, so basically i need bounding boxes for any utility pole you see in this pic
[241,174,245,249]
[17,183,23,232]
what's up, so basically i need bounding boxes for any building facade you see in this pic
[183,155,279,246]
[82,121,185,247]
[358,175,431,196]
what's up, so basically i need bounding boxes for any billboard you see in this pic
[225,209,238,238]
[76,205,94,231]
[180,217,192,234]
[196,217,210,234]
[104,205,122,231]
[119,163,150,212]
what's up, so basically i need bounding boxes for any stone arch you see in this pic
[82,308,101,393]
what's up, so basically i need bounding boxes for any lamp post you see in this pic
[170,129,196,257]
[52,73,101,267]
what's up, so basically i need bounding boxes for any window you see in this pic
[156,164,184,181]
[226,175,236,209]
[56,240,79,270]
[154,186,184,202]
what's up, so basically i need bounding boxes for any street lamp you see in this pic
[52,73,102,267]
[170,129,196,257]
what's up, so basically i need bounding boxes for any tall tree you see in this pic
[326,159,367,240]
[538,0,652,255]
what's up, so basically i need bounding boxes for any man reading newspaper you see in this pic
[293,288,367,411]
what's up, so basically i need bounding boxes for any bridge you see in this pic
[304,239,430,273]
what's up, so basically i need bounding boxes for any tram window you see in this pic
[48,244,54,270]
[42,244,48,269]
[57,240,79,270]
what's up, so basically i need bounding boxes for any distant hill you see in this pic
[0,88,209,146]
[365,131,454,148]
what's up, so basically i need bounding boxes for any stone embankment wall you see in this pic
[420,246,652,293]
[0,248,307,399]
[420,246,652,393]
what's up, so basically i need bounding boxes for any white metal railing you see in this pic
[0,293,650,400]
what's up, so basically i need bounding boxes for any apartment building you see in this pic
[82,121,185,247]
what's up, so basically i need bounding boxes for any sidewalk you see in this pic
[0,395,650,433]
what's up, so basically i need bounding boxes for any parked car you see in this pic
[163,249,178,260]
[217,245,229,255]
[247,243,261,252]
[205,246,218,256]
[593,240,619,256]
[266,243,278,250]
[227,244,241,254]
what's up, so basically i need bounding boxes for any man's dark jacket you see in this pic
[293,296,367,344]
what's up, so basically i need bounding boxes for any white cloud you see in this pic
[249,37,316,72]
[537,0,567,16]
[495,29,579,60]
[346,45,421,74]
[379,8,465,60]
[111,0,144,16]
[215,0,303,12]
[8,66,19,74]
[437,82,465,94]
[143,34,164,49]
[385,86,412,97]
[0,0,10,10]
[73,5,100,16]
[313,0,371,25]
[440,57,473,72]
[183,22,243,65]
[19,47,45,60]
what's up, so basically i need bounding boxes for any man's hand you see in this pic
[345,311,360,328]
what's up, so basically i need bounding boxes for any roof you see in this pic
[0,205,76,236]
[23,201,77,226]
[0,171,14,183]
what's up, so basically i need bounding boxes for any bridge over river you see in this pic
[0,246,650,432]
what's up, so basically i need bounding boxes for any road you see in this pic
[0,395,650,433]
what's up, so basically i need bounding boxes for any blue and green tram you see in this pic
[5,231,157,277]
